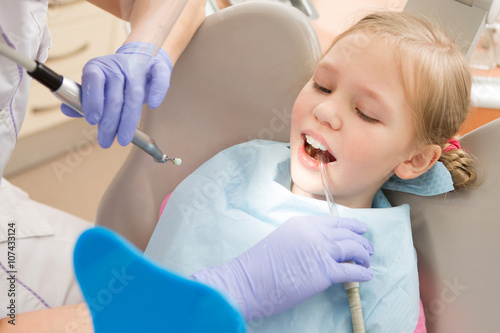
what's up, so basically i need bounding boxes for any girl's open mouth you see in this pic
[304,134,336,163]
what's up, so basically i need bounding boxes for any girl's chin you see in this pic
[290,182,325,200]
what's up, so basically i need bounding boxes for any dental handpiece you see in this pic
[0,42,181,165]
[318,153,365,333]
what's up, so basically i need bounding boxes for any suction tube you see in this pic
[318,153,366,333]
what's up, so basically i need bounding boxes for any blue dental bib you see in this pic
[146,140,453,332]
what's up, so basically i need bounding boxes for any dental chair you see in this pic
[95,2,500,332]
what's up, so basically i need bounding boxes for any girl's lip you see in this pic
[297,131,335,170]
[298,139,320,170]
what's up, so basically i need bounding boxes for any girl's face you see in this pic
[290,33,417,208]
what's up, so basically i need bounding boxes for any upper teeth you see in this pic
[305,135,328,151]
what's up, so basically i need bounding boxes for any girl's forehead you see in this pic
[317,33,401,80]
[325,32,396,60]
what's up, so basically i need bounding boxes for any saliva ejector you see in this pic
[318,152,366,333]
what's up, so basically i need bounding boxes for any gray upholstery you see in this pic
[385,118,500,333]
[97,2,500,332]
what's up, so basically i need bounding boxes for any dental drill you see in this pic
[318,153,365,333]
[0,42,181,165]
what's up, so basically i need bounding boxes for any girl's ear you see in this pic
[394,144,441,180]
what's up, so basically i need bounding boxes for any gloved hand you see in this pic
[61,42,172,148]
[191,215,374,321]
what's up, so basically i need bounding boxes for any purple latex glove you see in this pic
[191,215,374,321]
[61,42,172,148]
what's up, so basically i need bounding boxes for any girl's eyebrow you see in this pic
[353,84,394,114]
[316,60,339,77]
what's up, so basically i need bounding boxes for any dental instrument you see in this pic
[0,42,181,165]
[318,152,365,333]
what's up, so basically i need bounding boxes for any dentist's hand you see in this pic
[191,215,374,321]
[61,42,172,148]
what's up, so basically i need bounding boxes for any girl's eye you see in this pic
[312,81,332,94]
[356,108,379,123]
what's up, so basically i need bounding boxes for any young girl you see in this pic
[146,10,476,332]
[1,10,477,333]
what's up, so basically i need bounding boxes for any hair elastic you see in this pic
[443,138,461,153]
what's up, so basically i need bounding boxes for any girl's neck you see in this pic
[290,182,375,209]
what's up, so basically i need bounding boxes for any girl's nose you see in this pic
[313,101,342,130]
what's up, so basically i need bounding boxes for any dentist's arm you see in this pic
[0,303,93,333]
[87,0,206,60]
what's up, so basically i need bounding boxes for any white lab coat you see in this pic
[0,0,51,177]
[0,0,92,317]
[0,179,90,316]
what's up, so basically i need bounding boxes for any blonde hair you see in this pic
[326,11,476,189]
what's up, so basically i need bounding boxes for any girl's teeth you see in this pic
[305,134,327,151]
